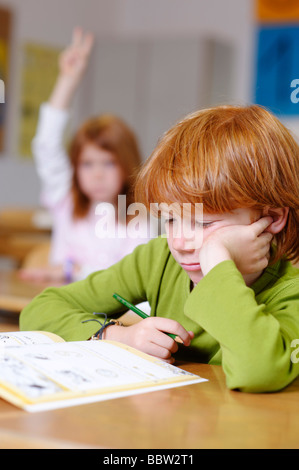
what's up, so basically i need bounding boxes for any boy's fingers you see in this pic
[155,318,191,345]
[259,232,273,244]
[252,216,273,235]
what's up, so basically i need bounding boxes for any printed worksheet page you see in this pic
[0,340,206,411]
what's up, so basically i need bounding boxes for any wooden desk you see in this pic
[0,270,60,313]
[0,310,19,332]
[0,207,52,234]
[0,362,298,449]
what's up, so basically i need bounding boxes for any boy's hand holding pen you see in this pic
[109,293,194,364]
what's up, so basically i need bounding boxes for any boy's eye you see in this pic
[164,219,213,229]
[195,221,213,228]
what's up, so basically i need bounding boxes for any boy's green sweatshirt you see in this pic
[20,237,299,393]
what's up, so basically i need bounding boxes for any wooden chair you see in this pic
[21,242,51,269]
[0,207,51,266]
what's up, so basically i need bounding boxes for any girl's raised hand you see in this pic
[58,27,94,82]
[49,28,94,109]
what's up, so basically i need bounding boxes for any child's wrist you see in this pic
[101,324,125,341]
[49,75,79,109]
[199,243,232,275]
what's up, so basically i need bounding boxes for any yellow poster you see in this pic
[18,43,60,157]
[257,0,299,22]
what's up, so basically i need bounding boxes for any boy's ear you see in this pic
[262,207,289,234]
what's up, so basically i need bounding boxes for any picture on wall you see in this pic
[18,43,60,157]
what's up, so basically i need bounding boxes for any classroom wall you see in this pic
[1,0,295,209]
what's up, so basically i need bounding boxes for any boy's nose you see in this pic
[172,226,203,252]
[172,233,198,252]
[172,235,188,251]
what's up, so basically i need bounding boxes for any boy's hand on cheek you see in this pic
[198,216,273,276]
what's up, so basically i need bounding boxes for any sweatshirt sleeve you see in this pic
[184,260,299,393]
[32,103,72,207]
[19,239,160,341]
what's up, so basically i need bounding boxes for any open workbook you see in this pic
[0,331,207,412]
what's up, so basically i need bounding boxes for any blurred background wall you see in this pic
[0,0,298,208]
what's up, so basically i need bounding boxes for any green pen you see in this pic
[113,293,183,343]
